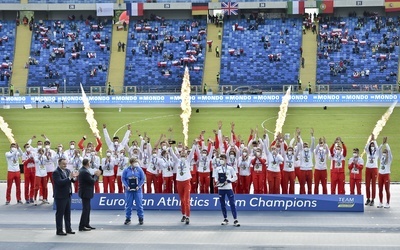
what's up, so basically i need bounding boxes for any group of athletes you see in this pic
[5,121,392,212]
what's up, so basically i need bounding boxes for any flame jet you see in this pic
[180,67,192,147]
[274,86,292,138]
[80,84,101,138]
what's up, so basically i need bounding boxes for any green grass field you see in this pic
[0,106,398,181]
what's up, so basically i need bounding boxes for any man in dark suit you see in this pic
[78,158,101,231]
[53,158,78,236]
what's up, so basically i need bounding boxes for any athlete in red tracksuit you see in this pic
[22,144,36,204]
[262,134,284,194]
[313,138,330,194]
[196,145,213,193]
[5,143,23,204]
[226,146,240,193]
[296,131,315,195]
[189,151,199,194]
[250,148,267,194]
[330,137,347,195]
[281,146,296,194]
[238,148,252,194]
[364,134,379,206]
[270,135,288,193]
[289,136,301,185]
[348,148,364,195]
[377,137,392,208]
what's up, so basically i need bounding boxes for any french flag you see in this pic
[126,3,144,17]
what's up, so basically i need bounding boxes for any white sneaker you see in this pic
[384,203,390,208]
[34,200,38,206]
[377,203,383,208]
[233,220,240,227]
[221,218,229,225]
[42,199,50,204]
[39,196,43,201]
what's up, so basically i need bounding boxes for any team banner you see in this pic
[2,94,399,105]
[68,194,363,212]
[96,3,114,17]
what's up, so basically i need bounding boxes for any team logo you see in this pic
[320,3,326,11]
[337,197,355,208]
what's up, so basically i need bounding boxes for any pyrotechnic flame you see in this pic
[0,116,15,143]
[361,101,397,157]
[80,84,101,138]
[180,67,192,147]
[274,86,292,138]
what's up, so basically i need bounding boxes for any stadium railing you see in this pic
[11,83,398,96]
[316,84,398,94]
[23,85,204,96]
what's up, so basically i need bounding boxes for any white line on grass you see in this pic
[113,114,180,137]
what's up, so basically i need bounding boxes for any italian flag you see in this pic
[385,0,400,12]
[287,1,305,15]
[317,0,334,14]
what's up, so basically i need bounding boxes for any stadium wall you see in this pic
[2,94,398,108]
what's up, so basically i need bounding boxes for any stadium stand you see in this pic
[0,21,16,87]
[142,0,209,2]
[317,16,399,91]
[27,18,112,92]
[219,16,303,91]
[124,17,206,92]
[28,0,115,3]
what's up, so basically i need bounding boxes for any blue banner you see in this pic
[2,94,399,106]
[69,194,364,212]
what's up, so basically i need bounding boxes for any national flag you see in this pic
[385,0,400,12]
[192,3,208,16]
[287,1,305,15]
[316,0,334,14]
[126,3,144,17]
[221,2,238,16]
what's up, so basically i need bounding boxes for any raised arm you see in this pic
[78,136,85,150]
[310,128,315,151]
[102,124,113,149]
[169,146,178,162]
[120,124,131,147]
[95,135,103,152]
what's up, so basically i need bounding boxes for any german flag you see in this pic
[192,3,208,16]
[385,0,400,12]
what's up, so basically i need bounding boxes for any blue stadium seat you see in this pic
[220,18,302,91]
[0,21,16,87]
[316,16,399,86]
[124,19,206,90]
[27,19,112,91]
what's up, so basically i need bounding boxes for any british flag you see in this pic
[221,2,238,16]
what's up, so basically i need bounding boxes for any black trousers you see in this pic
[79,198,91,229]
[55,197,72,232]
